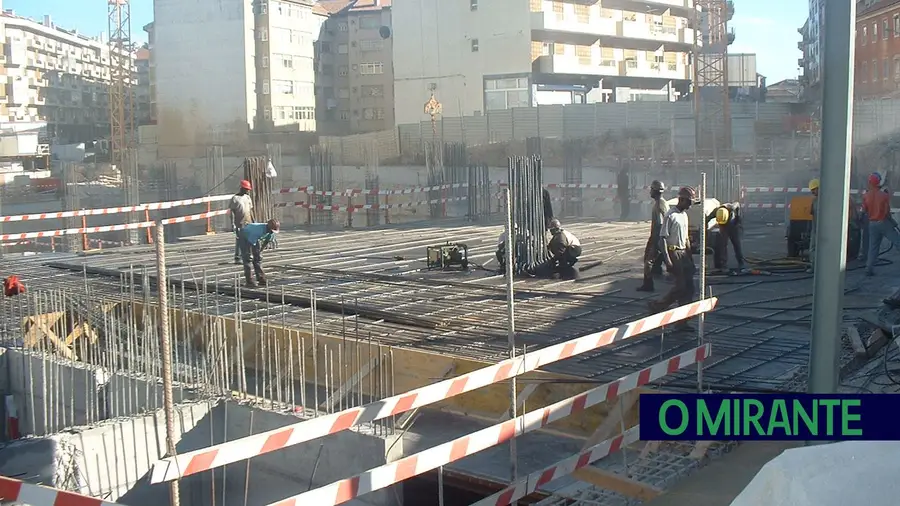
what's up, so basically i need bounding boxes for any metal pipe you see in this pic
[503,187,518,494]
[154,221,181,506]
[808,0,854,398]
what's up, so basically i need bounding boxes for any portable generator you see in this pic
[426,243,469,270]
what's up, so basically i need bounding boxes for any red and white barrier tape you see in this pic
[743,187,900,197]
[276,183,473,196]
[656,157,812,164]
[0,475,123,506]
[270,345,711,506]
[0,194,231,223]
[274,197,467,212]
[473,426,642,506]
[0,210,229,241]
[744,203,900,212]
[149,298,716,484]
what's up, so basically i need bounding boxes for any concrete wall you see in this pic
[392,0,532,125]
[0,348,197,438]
[154,0,252,151]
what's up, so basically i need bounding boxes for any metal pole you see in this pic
[808,0,854,397]
[155,221,180,506]
[698,173,707,392]
[504,187,518,498]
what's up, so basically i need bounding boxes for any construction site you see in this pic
[1,1,899,506]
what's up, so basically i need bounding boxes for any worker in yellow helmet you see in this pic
[706,202,745,273]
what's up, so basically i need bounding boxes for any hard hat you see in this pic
[808,178,820,191]
[677,186,695,199]
[869,173,882,186]
[650,180,666,192]
[240,179,252,191]
[715,206,730,226]
[549,218,562,230]
[266,218,281,231]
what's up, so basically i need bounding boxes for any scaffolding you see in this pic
[694,0,733,156]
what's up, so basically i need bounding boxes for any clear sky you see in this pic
[9,0,806,82]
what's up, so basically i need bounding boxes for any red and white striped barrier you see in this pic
[276,183,473,196]
[744,203,900,212]
[149,298,716,484]
[0,475,123,506]
[744,187,900,196]
[0,210,229,242]
[656,157,812,164]
[0,194,231,223]
[275,197,467,212]
[269,345,711,506]
[473,427,642,506]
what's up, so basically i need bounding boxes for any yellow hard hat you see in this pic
[715,207,730,226]
[809,178,820,191]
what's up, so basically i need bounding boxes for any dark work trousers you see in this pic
[714,223,745,270]
[641,236,663,287]
[233,227,243,261]
[554,245,582,268]
[658,250,696,309]
[239,235,265,285]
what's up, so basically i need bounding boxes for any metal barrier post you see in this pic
[81,215,89,251]
[146,209,153,243]
[384,194,390,224]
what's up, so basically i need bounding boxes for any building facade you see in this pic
[392,0,697,126]
[142,22,157,125]
[855,0,900,99]
[153,0,322,149]
[1,12,118,144]
[315,0,395,135]
[135,47,152,126]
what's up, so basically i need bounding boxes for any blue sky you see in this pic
[9,0,806,82]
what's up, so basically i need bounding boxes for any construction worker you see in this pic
[708,202,745,272]
[863,172,900,276]
[648,187,696,330]
[617,164,631,220]
[547,219,582,272]
[808,178,862,272]
[3,275,25,297]
[230,180,254,264]
[638,180,668,292]
[857,171,889,263]
[239,218,279,287]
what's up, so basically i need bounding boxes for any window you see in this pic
[863,26,868,45]
[359,62,384,74]
[338,43,349,54]
[552,1,564,19]
[319,41,331,53]
[339,65,349,76]
[873,59,878,80]
[361,84,384,97]
[575,4,589,23]
[339,110,350,120]
[884,19,889,39]
[874,22,878,40]
[575,45,592,65]
[885,58,890,80]
[338,88,350,98]
[257,0,268,14]
[895,14,899,36]
[262,81,270,94]
[359,16,380,29]
[274,79,294,94]
[471,0,478,10]
[363,107,385,120]
[530,0,542,12]
[263,107,271,120]
[260,28,268,41]
[338,23,348,31]
[471,39,479,52]
[261,56,269,68]
[279,54,293,68]
[484,76,529,111]
[359,39,383,51]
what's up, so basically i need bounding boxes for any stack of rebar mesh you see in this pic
[507,155,549,275]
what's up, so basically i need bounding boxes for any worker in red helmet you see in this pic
[648,186,696,331]
[3,276,25,297]
[863,172,900,276]
[230,180,254,264]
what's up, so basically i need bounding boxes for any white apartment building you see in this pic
[392,0,697,126]
[153,0,323,149]
[1,11,122,144]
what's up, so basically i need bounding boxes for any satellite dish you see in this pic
[379,26,391,39]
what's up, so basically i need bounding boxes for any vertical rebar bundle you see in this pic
[63,162,80,253]
[443,143,467,201]
[206,146,227,231]
[507,156,549,275]
[310,146,334,227]
[562,139,584,218]
[467,163,491,221]
[364,143,380,227]
[123,148,140,245]
[243,156,273,224]
[424,142,444,219]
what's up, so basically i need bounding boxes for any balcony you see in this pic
[530,11,616,45]
[531,11,694,51]
[619,20,695,51]
[534,54,690,81]
[601,0,695,19]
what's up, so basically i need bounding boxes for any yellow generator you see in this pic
[786,195,861,259]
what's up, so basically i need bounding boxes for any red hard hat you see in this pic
[240,179,252,190]
[869,173,882,186]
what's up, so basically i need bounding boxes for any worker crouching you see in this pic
[238,219,279,287]
[547,219,582,277]
[637,180,667,292]
[3,276,25,297]
[648,187,696,330]
[709,203,745,273]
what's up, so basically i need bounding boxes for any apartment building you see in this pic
[855,0,900,99]
[315,0,394,135]
[153,0,322,149]
[1,12,120,144]
[135,47,152,126]
[392,0,697,126]
[142,22,156,125]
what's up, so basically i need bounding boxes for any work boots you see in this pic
[244,266,257,288]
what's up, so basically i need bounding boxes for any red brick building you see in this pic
[856,0,900,99]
